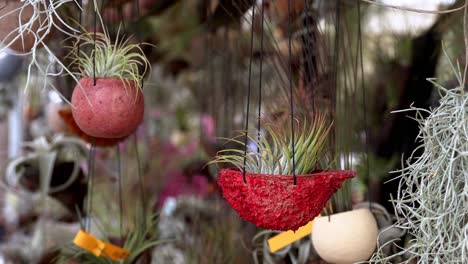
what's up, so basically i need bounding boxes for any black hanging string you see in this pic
[242,0,256,184]
[133,134,147,229]
[133,0,147,228]
[223,26,230,137]
[93,2,97,86]
[287,0,297,184]
[77,0,82,58]
[116,144,124,239]
[85,143,96,232]
[257,0,265,147]
[356,0,372,208]
[302,0,316,111]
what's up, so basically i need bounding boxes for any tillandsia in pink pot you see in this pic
[68,24,150,139]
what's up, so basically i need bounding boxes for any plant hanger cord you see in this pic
[116,144,124,240]
[257,0,264,154]
[287,0,297,184]
[356,0,372,209]
[242,0,256,184]
[85,143,96,232]
[93,1,97,86]
[134,0,148,229]
[303,0,316,112]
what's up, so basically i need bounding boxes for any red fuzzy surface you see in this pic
[218,169,355,231]
[71,78,144,139]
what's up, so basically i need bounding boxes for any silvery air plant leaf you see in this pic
[369,62,468,263]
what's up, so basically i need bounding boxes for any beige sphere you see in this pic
[312,208,378,264]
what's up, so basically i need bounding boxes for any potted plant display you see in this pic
[68,25,150,139]
[211,113,355,231]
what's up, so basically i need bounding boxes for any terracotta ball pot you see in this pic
[312,208,378,263]
[0,0,50,52]
[71,77,144,139]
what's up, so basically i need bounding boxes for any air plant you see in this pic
[211,112,354,231]
[0,0,82,103]
[67,19,150,139]
[369,60,468,263]
[68,25,149,90]
[0,135,88,261]
[56,213,163,264]
[210,112,333,175]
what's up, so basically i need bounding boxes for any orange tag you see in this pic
[267,220,315,253]
[73,230,130,261]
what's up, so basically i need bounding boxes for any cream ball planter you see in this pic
[312,208,378,263]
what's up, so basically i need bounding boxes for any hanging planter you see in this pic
[71,77,144,138]
[58,106,126,146]
[218,169,354,231]
[211,113,355,231]
[312,207,378,263]
[68,24,149,139]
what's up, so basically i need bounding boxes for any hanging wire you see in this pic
[257,0,265,148]
[133,134,146,229]
[287,0,297,184]
[242,0,256,184]
[223,26,230,137]
[134,0,144,87]
[116,144,124,239]
[93,2,97,86]
[356,0,372,207]
[77,0,82,58]
[85,143,96,232]
[132,0,147,228]
[302,0,317,111]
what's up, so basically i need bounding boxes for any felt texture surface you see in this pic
[218,169,355,231]
[71,78,144,139]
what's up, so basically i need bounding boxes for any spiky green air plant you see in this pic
[211,113,332,175]
[67,22,151,93]
[369,75,468,262]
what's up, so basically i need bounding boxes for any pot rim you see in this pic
[220,168,356,179]
[314,207,376,221]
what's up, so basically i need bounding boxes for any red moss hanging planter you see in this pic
[218,169,355,231]
[71,77,144,139]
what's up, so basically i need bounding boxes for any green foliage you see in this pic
[210,113,332,175]
[68,19,150,90]
[56,213,164,264]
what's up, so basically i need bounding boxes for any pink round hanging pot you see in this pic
[218,169,355,231]
[71,77,144,139]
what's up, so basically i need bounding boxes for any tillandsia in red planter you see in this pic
[210,113,355,231]
[68,25,150,140]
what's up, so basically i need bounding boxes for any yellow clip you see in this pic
[267,220,314,253]
[73,230,130,261]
